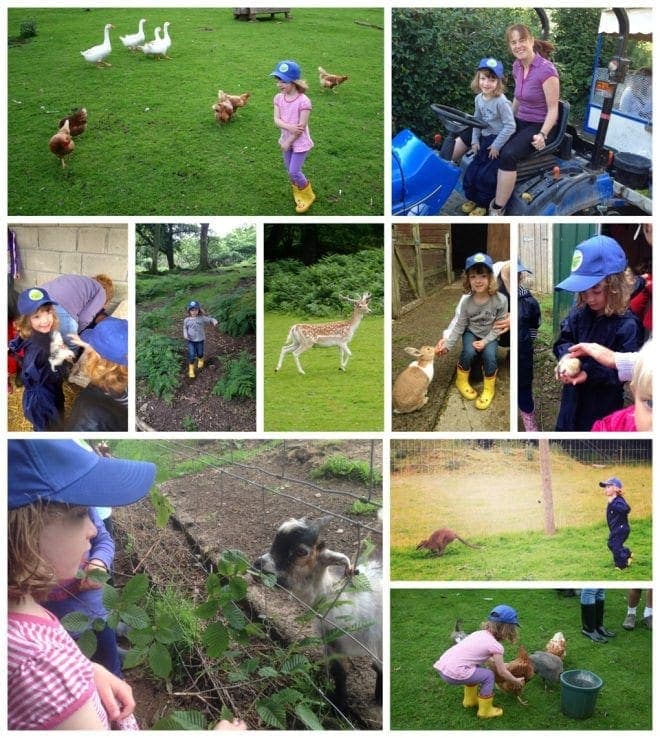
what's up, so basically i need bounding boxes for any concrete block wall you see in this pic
[10,223,128,306]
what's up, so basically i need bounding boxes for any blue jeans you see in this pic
[580,589,605,605]
[459,331,498,377]
[53,304,79,349]
[187,340,204,362]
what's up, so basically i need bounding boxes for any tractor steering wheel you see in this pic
[430,104,488,129]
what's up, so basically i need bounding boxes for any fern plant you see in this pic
[136,327,181,403]
[212,352,256,400]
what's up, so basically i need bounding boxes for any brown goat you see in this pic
[416,528,479,556]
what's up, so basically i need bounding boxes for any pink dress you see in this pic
[274,92,314,152]
[591,405,637,432]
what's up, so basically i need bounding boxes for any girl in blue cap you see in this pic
[553,235,644,431]
[9,287,73,430]
[183,300,218,379]
[270,59,315,213]
[601,477,632,570]
[434,604,524,719]
[453,58,516,215]
[436,252,508,410]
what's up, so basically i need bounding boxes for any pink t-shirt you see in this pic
[513,54,559,123]
[434,629,504,680]
[8,608,109,729]
[273,92,314,152]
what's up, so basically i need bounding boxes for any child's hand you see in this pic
[91,663,135,721]
[488,146,500,159]
[79,559,108,591]
[471,143,480,153]
[472,339,486,351]
[435,338,447,355]
[212,319,219,327]
[214,718,248,730]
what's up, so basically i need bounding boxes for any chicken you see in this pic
[555,355,581,380]
[318,66,349,92]
[220,91,251,109]
[211,97,235,124]
[529,651,563,689]
[49,119,74,169]
[450,619,466,644]
[545,631,566,660]
[486,646,533,705]
[58,108,87,137]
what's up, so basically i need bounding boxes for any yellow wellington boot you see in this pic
[188,363,195,379]
[463,685,479,708]
[197,357,205,370]
[294,182,316,214]
[477,695,503,719]
[455,366,477,400]
[475,373,497,410]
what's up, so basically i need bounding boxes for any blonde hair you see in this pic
[470,69,505,96]
[83,346,128,395]
[93,273,114,307]
[15,304,60,339]
[631,339,653,403]
[8,502,82,603]
[292,79,308,93]
[462,265,499,296]
[575,271,634,316]
[482,620,518,643]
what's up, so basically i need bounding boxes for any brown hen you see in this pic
[491,646,534,705]
[318,66,349,92]
[49,119,74,168]
[545,631,566,660]
[58,108,88,137]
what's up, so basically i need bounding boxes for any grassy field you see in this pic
[264,312,384,431]
[391,588,652,730]
[391,443,652,580]
[8,7,384,215]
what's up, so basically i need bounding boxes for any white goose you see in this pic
[120,18,147,50]
[137,26,168,59]
[81,23,114,67]
[161,21,172,58]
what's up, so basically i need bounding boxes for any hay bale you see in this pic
[7,379,82,432]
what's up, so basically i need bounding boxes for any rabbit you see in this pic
[392,345,436,413]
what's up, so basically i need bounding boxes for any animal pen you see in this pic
[109,439,383,730]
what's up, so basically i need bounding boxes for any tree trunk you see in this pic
[199,223,210,270]
[539,439,556,535]
[150,224,166,274]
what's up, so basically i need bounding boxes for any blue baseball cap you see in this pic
[477,57,504,80]
[8,440,156,510]
[270,59,301,83]
[555,235,627,292]
[599,477,623,489]
[465,252,493,272]
[80,317,128,366]
[518,260,532,273]
[17,287,58,317]
[488,604,520,625]
[187,300,200,310]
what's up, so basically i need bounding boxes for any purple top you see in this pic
[40,275,107,331]
[512,54,559,123]
[434,629,504,680]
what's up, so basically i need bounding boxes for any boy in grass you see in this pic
[600,477,632,570]
[434,604,524,719]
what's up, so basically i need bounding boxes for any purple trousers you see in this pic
[436,666,495,697]
[283,150,309,188]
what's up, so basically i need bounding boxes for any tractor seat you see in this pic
[517,100,572,179]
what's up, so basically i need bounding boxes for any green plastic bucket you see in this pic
[560,669,603,719]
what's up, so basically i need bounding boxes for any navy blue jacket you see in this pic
[9,331,66,431]
[553,306,643,431]
[607,495,630,533]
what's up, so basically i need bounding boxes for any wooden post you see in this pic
[539,439,556,535]
[412,223,425,298]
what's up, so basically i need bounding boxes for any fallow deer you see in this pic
[275,292,372,374]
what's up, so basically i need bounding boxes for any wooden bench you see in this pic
[233,7,291,22]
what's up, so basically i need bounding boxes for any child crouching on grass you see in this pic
[434,605,524,720]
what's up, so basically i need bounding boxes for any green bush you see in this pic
[19,20,37,38]
[310,454,382,486]
[211,290,256,337]
[265,251,384,316]
[212,352,256,400]
[136,328,181,404]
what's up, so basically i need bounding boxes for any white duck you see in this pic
[81,23,114,67]
[120,18,147,50]
[137,26,168,59]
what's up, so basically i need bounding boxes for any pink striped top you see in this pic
[8,608,109,730]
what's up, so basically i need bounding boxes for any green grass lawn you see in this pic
[8,7,384,215]
[391,517,651,580]
[264,312,383,431]
[391,588,652,730]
